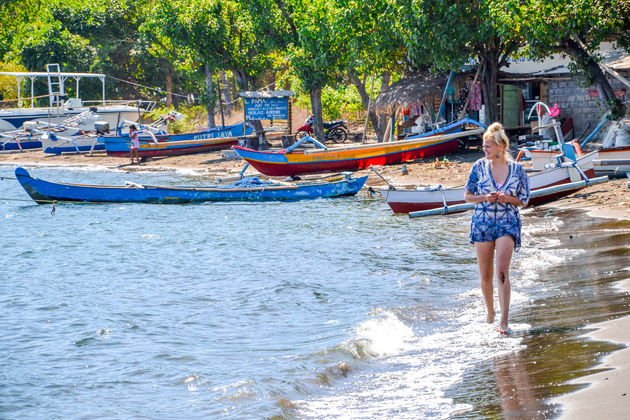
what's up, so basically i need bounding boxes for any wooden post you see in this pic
[457,64,483,121]
[288,97,292,135]
[217,79,225,127]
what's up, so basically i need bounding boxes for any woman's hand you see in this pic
[496,192,519,205]
[487,192,498,203]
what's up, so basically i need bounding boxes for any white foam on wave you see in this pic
[296,304,526,419]
[351,309,414,357]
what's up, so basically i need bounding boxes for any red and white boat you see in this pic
[381,151,599,214]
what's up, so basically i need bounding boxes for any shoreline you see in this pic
[2,147,630,418]
[551,280,630,419]
[2,147,628,220]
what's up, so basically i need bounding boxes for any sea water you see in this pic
[1,165,629,419]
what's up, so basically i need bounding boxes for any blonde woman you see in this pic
[464,122,530,334]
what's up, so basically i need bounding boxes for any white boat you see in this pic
[0,64,153,132]
[381,151,599,214]
[1,110,109,152]
[593,145,630,176]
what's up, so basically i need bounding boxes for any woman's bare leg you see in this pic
[495,235,515,332]
[475,241,496,323]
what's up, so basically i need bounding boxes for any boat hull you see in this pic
[0,139,42,151]
[383,152,597,213]
[102,123,250,157]
[15,168,367,204]
[41,135,104,154]
[233,119,484,176]
[235,139,459,176]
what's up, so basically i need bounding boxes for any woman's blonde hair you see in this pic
[483,122,512,160]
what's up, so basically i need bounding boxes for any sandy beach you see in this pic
[1,145,629,417]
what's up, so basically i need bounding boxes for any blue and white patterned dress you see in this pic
[465,158,530,251]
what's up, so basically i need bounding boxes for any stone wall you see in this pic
[547,70,629,142]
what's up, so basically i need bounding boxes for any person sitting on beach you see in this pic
[129,124,140,165]
[464,122,530,334]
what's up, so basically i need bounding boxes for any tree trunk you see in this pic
[480,56,499,124]
[221,71,232,116]
[231,68,250,92]
[204,64,216,129]
[165,61,173,107]
[310,88,325,141]
[562,37,626,119]
[350,70,379,140]
[348,70,391,143]
[376,72,391,142]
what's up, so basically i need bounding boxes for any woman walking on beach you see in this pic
[129,124,140,165]
[464,122,530,334]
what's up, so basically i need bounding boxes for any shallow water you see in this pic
[1,165,629,419]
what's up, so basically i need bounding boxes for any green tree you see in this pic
[395,0,525,123]
[333,0,405,141]
[146,0,289,128]
[520,0,630,118]
[287,0,348,140]
[48,0,152,99]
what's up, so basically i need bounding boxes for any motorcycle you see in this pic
[295,115,349,143]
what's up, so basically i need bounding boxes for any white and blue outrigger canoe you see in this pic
[15,167,367,204]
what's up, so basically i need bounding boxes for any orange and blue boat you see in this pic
[233,118,484,176]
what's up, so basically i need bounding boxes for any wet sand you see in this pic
[552,279,630,419]
[1,145,629,418]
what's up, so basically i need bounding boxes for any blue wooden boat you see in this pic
[15,167,367,204]
[101,122,253,157]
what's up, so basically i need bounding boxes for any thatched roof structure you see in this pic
[373,71,472,115]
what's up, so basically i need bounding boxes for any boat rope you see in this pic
[106,76,193,100]
[107,76,278,107]
[0,197,107,206]
[0,176,18,180]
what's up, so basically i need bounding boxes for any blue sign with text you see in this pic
[244,97,288,120]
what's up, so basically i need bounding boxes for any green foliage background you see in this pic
[0,0,628,124]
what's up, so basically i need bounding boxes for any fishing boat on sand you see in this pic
[101,122,253,157]
[232,118,485,177]
[15,168,367,204]
[517,103,630,177]
[381,151,605,214]
[0,112,109,153]
[38,111,186,155]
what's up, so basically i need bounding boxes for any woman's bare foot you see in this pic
[496,324,508,334]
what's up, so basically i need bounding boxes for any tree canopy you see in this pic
[1,0,628,126]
